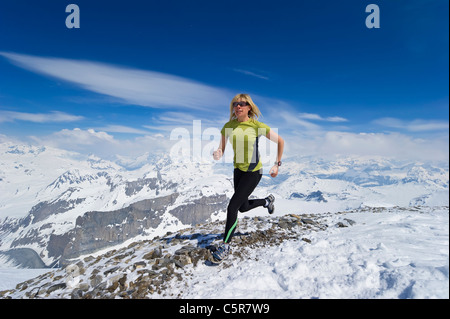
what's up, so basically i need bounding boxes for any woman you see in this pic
[212,93,284,263]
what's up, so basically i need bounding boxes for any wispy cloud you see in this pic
[263,108,348,133]
[277,111,322,131]
[282,130,449,162]
[0,110,84,123]
[0,51,232,111]
[94,125,153,135]
[233,68,270,80]
[256,102,448,161]
[373,117,449,132]
[297,113,348,123]
[1,52,447,163]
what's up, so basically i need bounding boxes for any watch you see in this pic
[275,161,282,166]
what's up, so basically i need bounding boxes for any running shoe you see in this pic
[265,194,275,214]
[211,243,231,263]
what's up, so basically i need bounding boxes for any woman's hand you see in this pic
[213,149,223,160]
[265,130,284,178]
[269,165,279,177]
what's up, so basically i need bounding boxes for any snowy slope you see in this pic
[0,141,448,270]
[1,143,447,222]
[1,206,448,299]
[166,206,448,299]
[0,142,124,219]
[0,142,232,265]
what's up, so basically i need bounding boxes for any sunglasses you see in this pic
[232,101,249,107]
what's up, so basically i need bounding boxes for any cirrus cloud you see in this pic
[0,110,84,123]
[373,117,449,132]
[0,51,232,111]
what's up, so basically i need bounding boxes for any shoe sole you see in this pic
[211,257,223,264]
[267,195,275,214]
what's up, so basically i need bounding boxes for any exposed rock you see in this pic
[47,283,67,294]
[61,194,179,261]
[3,191,228,269]
[0,213,330,299]
[344,218,356,226]
[169,194,228,225]
[103,266,120,276]
[336,218,356,228]
[27,198,86,224]
[289,191,327,202]
[133,261,146,270]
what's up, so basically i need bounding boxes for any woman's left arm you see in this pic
[266,130,284,177]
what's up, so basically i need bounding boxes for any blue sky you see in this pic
[0,0,448,162]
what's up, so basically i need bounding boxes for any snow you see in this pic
[0,207,448,299]
[0,141,448,298]
[157,207,449,299]
[0,268,49,291]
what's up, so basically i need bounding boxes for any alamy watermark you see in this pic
[365,4,380,29]
[65,4,80,29]
[65,4,380,29]
[169,120,278,165]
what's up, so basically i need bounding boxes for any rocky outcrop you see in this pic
[289,190,327,202]
[124,177,178,196]
[169,194,228,225]
[60,193,180,261]
[0,212,333,299]
[2,191,228,267]
[53,193,227,263]
[25,197,86,225]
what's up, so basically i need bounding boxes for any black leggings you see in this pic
[223,168,266,243]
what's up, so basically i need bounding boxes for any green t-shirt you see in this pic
[221,119,271,172]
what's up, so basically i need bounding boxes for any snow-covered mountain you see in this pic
[1,206,448,299]
[0,141,448,269]
[0,142,232,267]
[264,155,448,209]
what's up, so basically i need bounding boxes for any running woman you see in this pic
[212,93,284,263]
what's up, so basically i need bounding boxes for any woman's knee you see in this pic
[238,202,250,212]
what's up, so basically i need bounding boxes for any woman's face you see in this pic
[234,98,251,118]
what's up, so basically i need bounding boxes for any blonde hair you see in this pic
[229,93,261,121]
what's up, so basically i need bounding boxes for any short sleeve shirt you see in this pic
[221,119,270,172]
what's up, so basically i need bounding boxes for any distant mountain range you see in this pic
[0,142,448,268]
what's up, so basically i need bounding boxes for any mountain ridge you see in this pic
[0,141,448,269]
